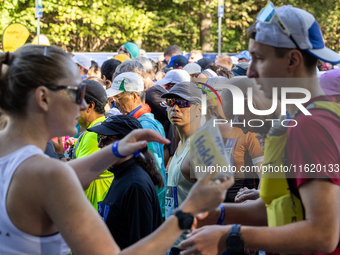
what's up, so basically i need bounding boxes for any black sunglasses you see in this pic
[47,83,86,105]
[97,134,121,146]
[166,98,191,108]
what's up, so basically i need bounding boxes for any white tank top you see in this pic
[0,145,70,255]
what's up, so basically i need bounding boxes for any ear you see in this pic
[87,101,95,112]
[132,92,139,102]
[35,86,50,112]
[287,49,303,73]
[103,75,107,81]
[196,104,202,116]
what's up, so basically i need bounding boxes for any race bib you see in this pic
[165,186,179,219]
[98,201,110,222]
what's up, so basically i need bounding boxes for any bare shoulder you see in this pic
[181,152,196,183]
[18,154,78,181]
[13,154,82,200]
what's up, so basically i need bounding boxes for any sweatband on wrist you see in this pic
[111,140,141,158]
[217,204,225,225]
[111,141,125,158]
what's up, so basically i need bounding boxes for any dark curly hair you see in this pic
[205,63,234,79]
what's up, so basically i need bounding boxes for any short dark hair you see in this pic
[247,23,318,75]
[205,63,234,79]
[273,48,318,75]
[85,95,105,114]
[90,60,100,73]
[164,45,182,57]
[101,59,122,81]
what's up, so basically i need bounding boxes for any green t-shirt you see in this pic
[74,116,114,211]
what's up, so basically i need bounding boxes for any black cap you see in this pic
[169,55,188,68]
[197,58,213,70]
[87,115,142,136]
[83,80,108,106]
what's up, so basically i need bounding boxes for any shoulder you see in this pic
[288,109,340,140]
[139,116,165,135]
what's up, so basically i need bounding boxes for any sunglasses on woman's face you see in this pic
[97,134,120,147]
[47,83,86,105]
[166,98,191,108]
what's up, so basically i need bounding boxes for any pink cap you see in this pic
[319,69,340,95]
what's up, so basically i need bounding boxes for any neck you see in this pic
[0,114,51,155]
[84,113,104,129]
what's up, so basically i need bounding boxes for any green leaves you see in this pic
[1,0,339,53]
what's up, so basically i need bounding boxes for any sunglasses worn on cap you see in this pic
[257,1,301,50]
[166,98,190,108]
[47,83,86,105]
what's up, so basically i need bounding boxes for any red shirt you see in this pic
[286,95,340,255]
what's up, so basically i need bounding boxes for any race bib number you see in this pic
[165,186,179,219]
[98,201,110,222]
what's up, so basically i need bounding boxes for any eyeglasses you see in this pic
[97,134,121,147]
[166,98,190,108]
[47,83,86,105]
[97,134,107,145]
[113,93,130,102]
[117,46,128,54]
[256,1,301,50]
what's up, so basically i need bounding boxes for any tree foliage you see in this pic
[1,0,339,53]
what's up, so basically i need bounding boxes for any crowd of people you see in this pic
[0,3,339,255]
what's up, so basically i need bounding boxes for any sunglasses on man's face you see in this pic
[166,98,191,108]
[47,83,86,105]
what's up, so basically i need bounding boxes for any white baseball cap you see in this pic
[72,54,91,70]
[255,4,340,64]
[183,63,202,75]
[154,69,190,86]
[107,72,145,97]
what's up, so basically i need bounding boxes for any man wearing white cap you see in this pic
[179,3,340,255]
[72,54,91,80]
[183,63,201,83]
[108,72,167,219]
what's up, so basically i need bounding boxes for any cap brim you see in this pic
[87,124,121,136]
[154,78,172,86]
[106,88,123,97]
[161,92,189,100]
[307,47,340,65]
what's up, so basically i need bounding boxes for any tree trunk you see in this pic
[200,0,213,52]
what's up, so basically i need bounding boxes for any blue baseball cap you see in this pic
[168,55,188,68]
[255,5,340,64]
[234,51,252,61]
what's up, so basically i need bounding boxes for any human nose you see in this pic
[173,104,181,112]
[79,99,87,111]
[247,61,258,78]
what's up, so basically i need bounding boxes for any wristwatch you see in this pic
[226,224,244,253]
[172,209,194,230]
